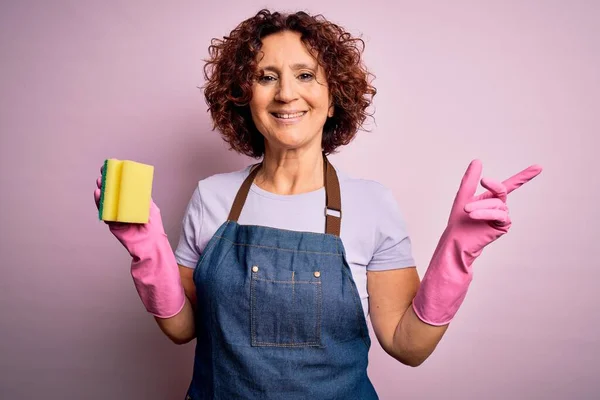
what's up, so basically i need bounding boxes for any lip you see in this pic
[270,110,307,125]
[270,110,307,114]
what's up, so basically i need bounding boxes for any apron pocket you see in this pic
[250,266,322,347]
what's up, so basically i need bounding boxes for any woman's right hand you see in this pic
[93,164,186,319]
[93,165,168,255]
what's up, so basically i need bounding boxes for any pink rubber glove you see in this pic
[412,159,542,326]
[94,167,185,319]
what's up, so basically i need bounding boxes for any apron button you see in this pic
[252,266,259,272]
[314,271,321,278]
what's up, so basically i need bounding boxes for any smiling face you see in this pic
[249,30,334,157]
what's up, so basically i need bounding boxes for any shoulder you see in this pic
[331,163,413,268]
[183,164,254,216]
[195,164,255,203]
[334,165,400,214]
[196,165,253,194]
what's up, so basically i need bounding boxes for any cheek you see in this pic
[250,86,269,107]
[249,95,270,123]
[308,87,331,111]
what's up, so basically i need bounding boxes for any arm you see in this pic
[94,165,208,345]
[153,265,197,345]
[368,160,541,366]
[367,267,448,367]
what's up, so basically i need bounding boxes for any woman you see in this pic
[94,9,542,399]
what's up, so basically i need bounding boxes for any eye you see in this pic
[258,75,276,83]
[298,73,314,81]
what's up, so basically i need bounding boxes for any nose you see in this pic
[274,73,298,103]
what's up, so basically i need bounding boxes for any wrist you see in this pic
[412,230,476,326]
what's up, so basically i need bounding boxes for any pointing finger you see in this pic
[503,164,542,194]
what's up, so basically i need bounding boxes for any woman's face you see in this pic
[249,30,333,156]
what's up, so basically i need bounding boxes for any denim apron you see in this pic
[185,154,378,399]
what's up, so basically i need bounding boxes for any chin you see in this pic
[268,131,309,148]
[274,140,308,151]
[260,123,323,154]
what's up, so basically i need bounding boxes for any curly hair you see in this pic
[202,9,377,158]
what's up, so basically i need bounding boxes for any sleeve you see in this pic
[174,184,204,269]
[367,186,416,271]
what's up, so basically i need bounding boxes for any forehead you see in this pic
[257,30,317,67]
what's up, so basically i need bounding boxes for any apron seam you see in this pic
[212,234,343,256]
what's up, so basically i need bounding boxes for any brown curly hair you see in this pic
[202,9,377,158]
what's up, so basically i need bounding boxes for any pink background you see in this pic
[1,0,598,398]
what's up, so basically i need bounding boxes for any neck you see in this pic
[254,148,325,195]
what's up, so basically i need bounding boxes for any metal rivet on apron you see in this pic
[252,266,259,273]
[314,271,321,278]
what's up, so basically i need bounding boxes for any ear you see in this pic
[328,96,334,118]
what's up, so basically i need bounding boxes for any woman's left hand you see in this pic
[446,159,543,260]
[412,159,542,326]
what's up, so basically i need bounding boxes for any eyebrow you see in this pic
[260,63,317,73]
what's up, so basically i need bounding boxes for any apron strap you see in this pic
[228,153,342,236]
[324,155,341,236]
[228,162,261,223]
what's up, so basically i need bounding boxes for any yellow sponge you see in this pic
[98,159,154,224]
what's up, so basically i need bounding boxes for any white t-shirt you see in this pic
[174,163,416,318]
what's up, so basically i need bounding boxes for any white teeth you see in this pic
[273,111,306,119]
